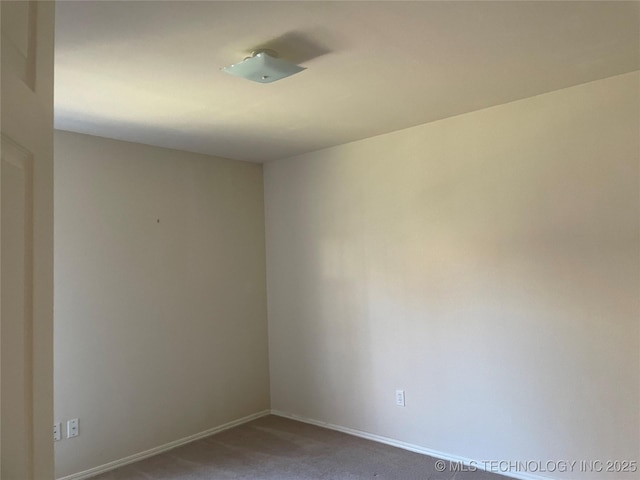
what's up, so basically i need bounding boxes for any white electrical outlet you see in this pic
[67,418,79,438]
[53,422,61,441]
[395,389,406,407]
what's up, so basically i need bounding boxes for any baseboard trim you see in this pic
[58,408,554,480]
[57,410,271,480]
[270,410,553,480]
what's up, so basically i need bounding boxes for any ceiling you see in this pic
[54,1,640,163]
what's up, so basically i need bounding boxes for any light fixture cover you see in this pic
[222,51,305,83]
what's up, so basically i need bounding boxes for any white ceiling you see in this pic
[54,1,640,163]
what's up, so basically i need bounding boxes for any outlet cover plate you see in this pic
[67,418,79,438]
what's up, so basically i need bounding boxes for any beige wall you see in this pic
[264,72,639,479]
[53,72,639,480]
[53,131,270,478]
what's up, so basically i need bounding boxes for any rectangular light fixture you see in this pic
[222,50,306,83]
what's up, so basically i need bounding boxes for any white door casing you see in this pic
[1,2,55,479]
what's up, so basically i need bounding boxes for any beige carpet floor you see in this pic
[91,415,508,480]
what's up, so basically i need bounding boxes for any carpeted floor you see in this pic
[92,415,507,480]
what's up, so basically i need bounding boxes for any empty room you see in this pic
[1,1,638,480]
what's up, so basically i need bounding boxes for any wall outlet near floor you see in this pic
[54,422,62,441]
[395,389,406,407]
[67,418,79,438]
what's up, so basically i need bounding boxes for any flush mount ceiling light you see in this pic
[222,49,306,83]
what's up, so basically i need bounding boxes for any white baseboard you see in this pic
[57,410,270,480]
[270,410,553,480]
[59,408,554,480]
